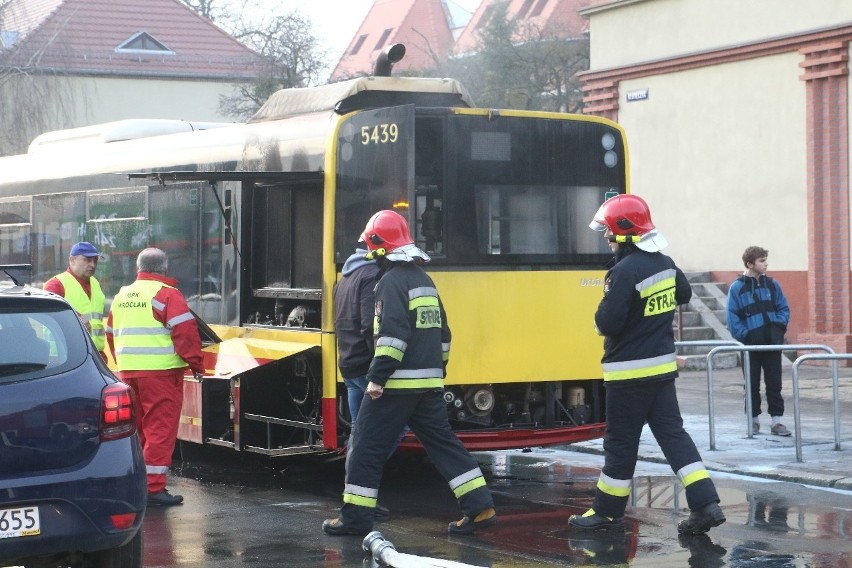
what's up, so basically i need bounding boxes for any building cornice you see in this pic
[580,23,852,83]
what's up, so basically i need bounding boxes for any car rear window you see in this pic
[0,305,88,383]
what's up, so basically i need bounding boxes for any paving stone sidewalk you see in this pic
[563,364,852,490]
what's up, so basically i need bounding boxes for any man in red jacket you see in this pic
[106,247,205,506]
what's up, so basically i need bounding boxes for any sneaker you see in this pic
[448,508,497,535]
[568,510,625,532]
[147,489,183,507]
[771,423,792,437]
[322,517,371,536]
[752,421,760,434]
[678,502,726,535]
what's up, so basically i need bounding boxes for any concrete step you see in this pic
[678,351,739,371]
[677,274,739,371]
[697,296,725,311]
[685,271,711,283]
[678,327,717,341]
[677,342,726,355]
[676,311,703,327]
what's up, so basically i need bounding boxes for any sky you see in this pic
[265,0,483,80]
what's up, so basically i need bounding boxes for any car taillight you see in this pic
[110,512,138,530]
[101,382,138,441]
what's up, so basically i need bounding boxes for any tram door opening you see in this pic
[245,181,323,329]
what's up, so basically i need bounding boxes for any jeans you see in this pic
[343,375,408,455]
[744,350,784,418]
[344,376,370,422]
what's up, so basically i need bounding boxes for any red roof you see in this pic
[330,0,454,81]
[454,0,589,55]
[0,0,265,80]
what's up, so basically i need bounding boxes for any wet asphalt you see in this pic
[141,363,852,567]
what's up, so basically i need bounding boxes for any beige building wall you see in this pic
[68,77,240,126]
[587,0,852,70]
[617,53,808,272]
[3,76,241,155]
[581,0,852,351]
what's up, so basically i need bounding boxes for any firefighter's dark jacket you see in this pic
[595,246,691,386]
[366,261,450,391]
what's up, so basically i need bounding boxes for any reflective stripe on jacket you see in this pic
[55,271,106,351]
[112,279,186,371]
[367,262,451,391]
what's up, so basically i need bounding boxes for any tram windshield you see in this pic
[334,108,624,266]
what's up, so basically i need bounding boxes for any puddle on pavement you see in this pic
[475,451,852,544]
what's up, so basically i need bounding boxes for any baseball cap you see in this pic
[70,242,101,257]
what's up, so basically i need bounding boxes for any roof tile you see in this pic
[0,0,264,79]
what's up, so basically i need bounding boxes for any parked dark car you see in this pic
[0,272,146,567]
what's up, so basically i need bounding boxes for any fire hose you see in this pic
[362,531,487,568]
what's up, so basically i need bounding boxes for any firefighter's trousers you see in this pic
[123,370,183,494]
[592,379,719,518]
[339,389,493,530]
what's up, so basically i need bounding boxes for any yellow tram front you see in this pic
[324,96,627,451]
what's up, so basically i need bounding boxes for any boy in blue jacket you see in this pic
[726,246,791,436]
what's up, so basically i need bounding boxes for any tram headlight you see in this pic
[464,386,495,416]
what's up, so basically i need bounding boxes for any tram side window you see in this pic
[150,184,203,299]
[32,193,86,287]
[88,189,147,297]
[0,199,31,266]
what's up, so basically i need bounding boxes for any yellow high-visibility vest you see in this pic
[55,271,106,351]
[111,280,186,371]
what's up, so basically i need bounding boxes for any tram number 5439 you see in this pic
[361,123,398,145]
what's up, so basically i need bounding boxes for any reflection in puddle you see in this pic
[475,450,852,566]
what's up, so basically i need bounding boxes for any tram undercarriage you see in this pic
[179,342,605,456]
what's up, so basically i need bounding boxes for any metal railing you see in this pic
[791,353,850,462]
[705,344,834,450]
[675,340,743,450]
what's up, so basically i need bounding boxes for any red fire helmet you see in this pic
[588,194,656,237]
[360,210,414,253]
[589,194,668,252]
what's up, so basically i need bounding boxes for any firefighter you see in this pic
[107,247,205,506]
[568,194,726,535]
[44,241,106,357]
[322,210,496,537]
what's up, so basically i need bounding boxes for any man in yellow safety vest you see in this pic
[106,247,205,506]
[44,241,106,357]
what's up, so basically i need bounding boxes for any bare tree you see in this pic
[423,4,589,113]
[179,0,328,120]
[0,3,90,156]
[220,12,327,119]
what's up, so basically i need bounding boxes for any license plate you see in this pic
[0,506,40,539]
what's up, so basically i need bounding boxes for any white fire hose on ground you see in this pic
[362,531,487,568]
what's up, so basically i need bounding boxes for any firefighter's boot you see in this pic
[677,502,726,535]
[448,508,497,535]
[568,509,625,531]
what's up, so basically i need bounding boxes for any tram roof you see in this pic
[248,76,474,123]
